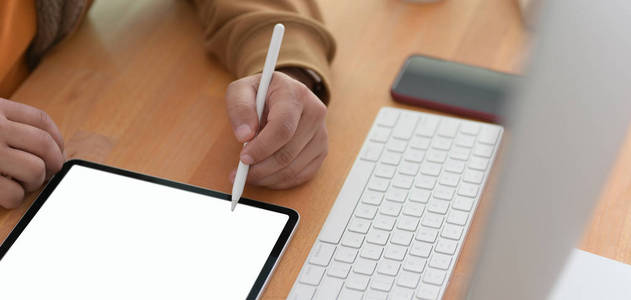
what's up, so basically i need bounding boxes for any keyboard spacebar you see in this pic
[319,159,375,244]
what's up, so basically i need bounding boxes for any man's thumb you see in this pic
[226,77,261,143]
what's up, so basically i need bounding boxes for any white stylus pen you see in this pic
[231,23,285,211]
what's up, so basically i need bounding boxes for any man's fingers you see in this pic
[241,88,303,164]
[0,175,25,209]
[249,126,327,186]
[246,123,315,180]
[5,120,64,178]
[0,148,46,192]
[225,78,260,143]
[267,154,326,189]
[0,98,64,150]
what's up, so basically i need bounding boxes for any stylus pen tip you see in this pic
[231,200,237,211]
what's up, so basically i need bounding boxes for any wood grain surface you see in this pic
[1,0,628,299]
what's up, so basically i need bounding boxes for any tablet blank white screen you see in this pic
[0,166,289,300]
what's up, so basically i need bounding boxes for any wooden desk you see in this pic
[1,0,629,299]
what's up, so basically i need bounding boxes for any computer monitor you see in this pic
[467,1,631,299]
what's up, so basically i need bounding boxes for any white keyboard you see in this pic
[288,107,503,300]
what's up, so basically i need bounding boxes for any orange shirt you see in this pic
[0,0,335,100]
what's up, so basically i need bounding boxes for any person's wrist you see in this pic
[277,67,316,90]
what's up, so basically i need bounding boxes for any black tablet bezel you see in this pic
[0,159,299,300]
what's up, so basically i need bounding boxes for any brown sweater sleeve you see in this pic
[191,0,336,103]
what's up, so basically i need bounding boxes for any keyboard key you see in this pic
[299,265,325,285]
[409,240,433,257]
[364,290,389,300]
[409,136,431,150]
[360,243,383,260]
[335,246,359,263]
[403,255,427,273]
[368,177,390,192]
[367,228,390,245]
[423,268,446,286]
[397,215,420,232]
[397,270,421,289]
[390,230,414,246]
[319,160,375,244]
[416,283,440,300]
[414,175,436,190]
[338,288,363,300]
[393,113,419,140]
[380,201,402,217]
[377,259,401,276]
[362,191,384,206]
[371,274,395,292]
[288,284,316,300]
[441,223,464,240]
[437,119,459,137]
[341,232,365,249]
[361,142,384,161]
[457,183,479,198]
[404,149,425,163]
[478,126,500,145]
[447,210,469,226]
[421,212,444,229]
[468,156,489,171]
[426,149,447,163]
[416,227,439,243]
[309,242,336,266]
[348,218,371,234]
[454,134,475,148]
[429,253,452,270]
[384,244,408,261]
[399,161,420,176]
[374,164,396,179]
[460,121,480,135]
[435,239,458,255]
[392,174,414,189]
[444,159,465,173]
[382,151,402,165]
[416,116,439,137]
[463,169,484,184]
[346,272,370,291]
[409,188,431,203]
[439,172,460,187]
[354,257,377,275]
[420,162,442,176]
[376,108,399,127]
[313,276,344,300]
[373,214,396,231]
[370,126,391,143]
[387,139,408,153]
[452,195,475,211]
[355,204,378,220]
[427,199,450,215]
[432,185,455,200]
[403,202,425,217]
[391,287,415,300]
[431,136,452,150]
[473,143,494,157]
[449,146,470,161]
[327,262,351,279]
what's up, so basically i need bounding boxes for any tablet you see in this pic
[0,160,299,300]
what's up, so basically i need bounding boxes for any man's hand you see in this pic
[0,98,64,209]
[226,71,328,189]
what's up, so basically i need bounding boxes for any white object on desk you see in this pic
[549,249,631,300]
[231,23,285,211]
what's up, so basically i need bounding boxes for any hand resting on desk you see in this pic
[0,98,64,209]
[227,71,328,189]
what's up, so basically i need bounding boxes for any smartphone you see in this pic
[391,55,518,123]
